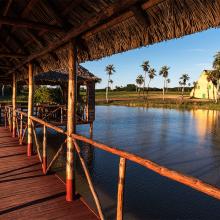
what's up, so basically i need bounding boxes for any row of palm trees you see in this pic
[136,62,171,100]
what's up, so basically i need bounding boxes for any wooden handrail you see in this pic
[5,106,220,218]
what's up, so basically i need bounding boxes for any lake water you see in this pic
[36,106,220,219]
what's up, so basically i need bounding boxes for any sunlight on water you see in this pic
[34,106,220,220]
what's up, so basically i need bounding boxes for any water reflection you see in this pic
[35,106,220,219]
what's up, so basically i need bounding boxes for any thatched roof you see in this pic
[0,0,220,81]
[34,65,100,85]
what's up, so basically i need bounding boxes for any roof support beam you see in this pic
[0,53,27,58]
[0,16,65,33]
[0,65,12,69]
[8,0,166,74]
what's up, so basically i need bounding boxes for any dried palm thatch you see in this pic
[0,0,220,81]
[33,65,101,86]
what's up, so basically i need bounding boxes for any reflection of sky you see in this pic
[77,106,220,186]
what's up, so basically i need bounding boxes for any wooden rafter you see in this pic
[0,0,13,29]
[0,16,65,33]
[8,0,166,75]
[0,53,27,58]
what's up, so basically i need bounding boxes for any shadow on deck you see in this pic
[0,127,97,220]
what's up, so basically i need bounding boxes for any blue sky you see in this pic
[82,28,220,89]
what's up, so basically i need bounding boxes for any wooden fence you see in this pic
[3,105,220,220]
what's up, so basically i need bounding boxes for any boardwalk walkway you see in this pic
[0,127,97,220]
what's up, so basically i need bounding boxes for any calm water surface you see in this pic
[38,106,220,219]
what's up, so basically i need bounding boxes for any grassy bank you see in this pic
[96,91,220,110]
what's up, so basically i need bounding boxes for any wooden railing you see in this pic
[3,105,220,220]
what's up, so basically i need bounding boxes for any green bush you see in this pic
[34,86,62,104]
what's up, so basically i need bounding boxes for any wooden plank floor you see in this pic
[0,127,97,220]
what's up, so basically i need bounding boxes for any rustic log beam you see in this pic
[27,62,33,157]
[116,157,126,220]
[0,16,65,33]
[0,0,13,29]
[0,53,27,58]
[9,0,165,74]
[20,0,40,18]
[12,73,16,138]
[0,65,12,69]
[66,40,77,201]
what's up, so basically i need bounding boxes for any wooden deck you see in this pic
[0,126,97,220]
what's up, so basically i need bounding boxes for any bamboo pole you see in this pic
[27,62,33,156]
[43,125,47,174]
[19,114,23,145]
[12,73,17,137]
[4,106,7,128]
[73,139,104,220]
[89,122,93,139]
[116,157,126,220]
[66,40,77,202]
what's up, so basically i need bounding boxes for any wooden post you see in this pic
[43,125,47,174]
[89,122,93,139]
[61,107,63,124]
[9,107,12,131]
[12,73,17,137]
[27,63,33,157]
[4,106,7,128]
[19,114,23,145]
[66,40,77,201]
[116,157,126,220]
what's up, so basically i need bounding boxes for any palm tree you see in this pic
[159,66,170,100]
[136,75,144,96]
[147,68,156,93]
[141,61,150,96]
[207,71,217,101]
[192,81,198,97]
[188,83,191,92]
[166,78,171,92]
[109,79,113,90]
[105,64,115,103]
[180,74,190,98]
[213,52,220,103]
[179,81,182,92]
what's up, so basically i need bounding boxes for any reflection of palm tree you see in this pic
[136,75,144,96]
[141,61,150,96]
[159,66,170,100]
[105,64,115,103]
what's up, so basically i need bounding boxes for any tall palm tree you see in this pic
[136,75,144,96]
[192,81,198,97]
[109,79,113,90]
[180,74,190,98]
[147,68,156,93]
[141,61,150,96]
[213,52,220,103]
[105,64,115,103]
[159,66,170,100]
[207,71,217,101]
[166,78,171,92]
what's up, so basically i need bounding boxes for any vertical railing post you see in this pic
[116,157,126,220]
[43,125,47,174]
[89,122,93,139]
[12,73,17,138]
[66,39,77,201]
[19,114,23,145]
[4,106,7,128]
[61,107,63,124]
[27,62,33,156]
[9,107,12,132]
